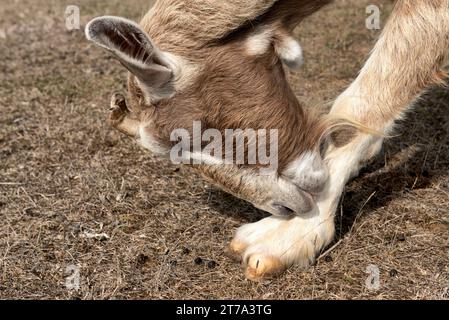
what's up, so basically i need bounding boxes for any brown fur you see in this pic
[85,0,333,216]
[134,42,325,172]
[140,0,331,55]
[129,0,332,172]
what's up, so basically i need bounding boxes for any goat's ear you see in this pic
[85,16,175,101]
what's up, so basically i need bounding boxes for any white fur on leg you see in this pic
[230,105,388,281]
[232,207,335,280]
[231,137,373,281]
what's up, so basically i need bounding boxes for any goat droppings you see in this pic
[137,254,149,265]
[389,269,399,277]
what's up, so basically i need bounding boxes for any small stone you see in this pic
[194,257,203,265]
[324,255,333,263]
[182,247,191,255]
[207,261,217,269]
[212,226,220,233]
[397,234,406,242]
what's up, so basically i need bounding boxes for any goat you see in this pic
[86,0,449,281]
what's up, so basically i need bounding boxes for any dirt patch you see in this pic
[0,0,448,299]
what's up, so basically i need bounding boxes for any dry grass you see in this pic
[0,0,448,300]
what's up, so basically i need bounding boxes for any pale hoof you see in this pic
[244,254,285,281]
[224,240,248,262]
[227,214,335,281]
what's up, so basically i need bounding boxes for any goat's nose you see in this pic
[269,189,315,217]
[271,204,296,217]
[261,176,317,217]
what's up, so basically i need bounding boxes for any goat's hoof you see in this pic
[224,240,247,262]
[228,215,334,280]
[244,254,285,281]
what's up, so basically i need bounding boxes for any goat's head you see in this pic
[85,0,332,215]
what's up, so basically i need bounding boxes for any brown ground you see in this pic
[0,0,448,300]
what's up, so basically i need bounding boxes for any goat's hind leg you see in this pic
[109,93,140,137]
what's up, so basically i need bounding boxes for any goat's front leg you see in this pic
[199,165,334,280]
[318,0,449,245]
[108,93,140,137]
[228,209,335,281]
[231,0,449,281]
